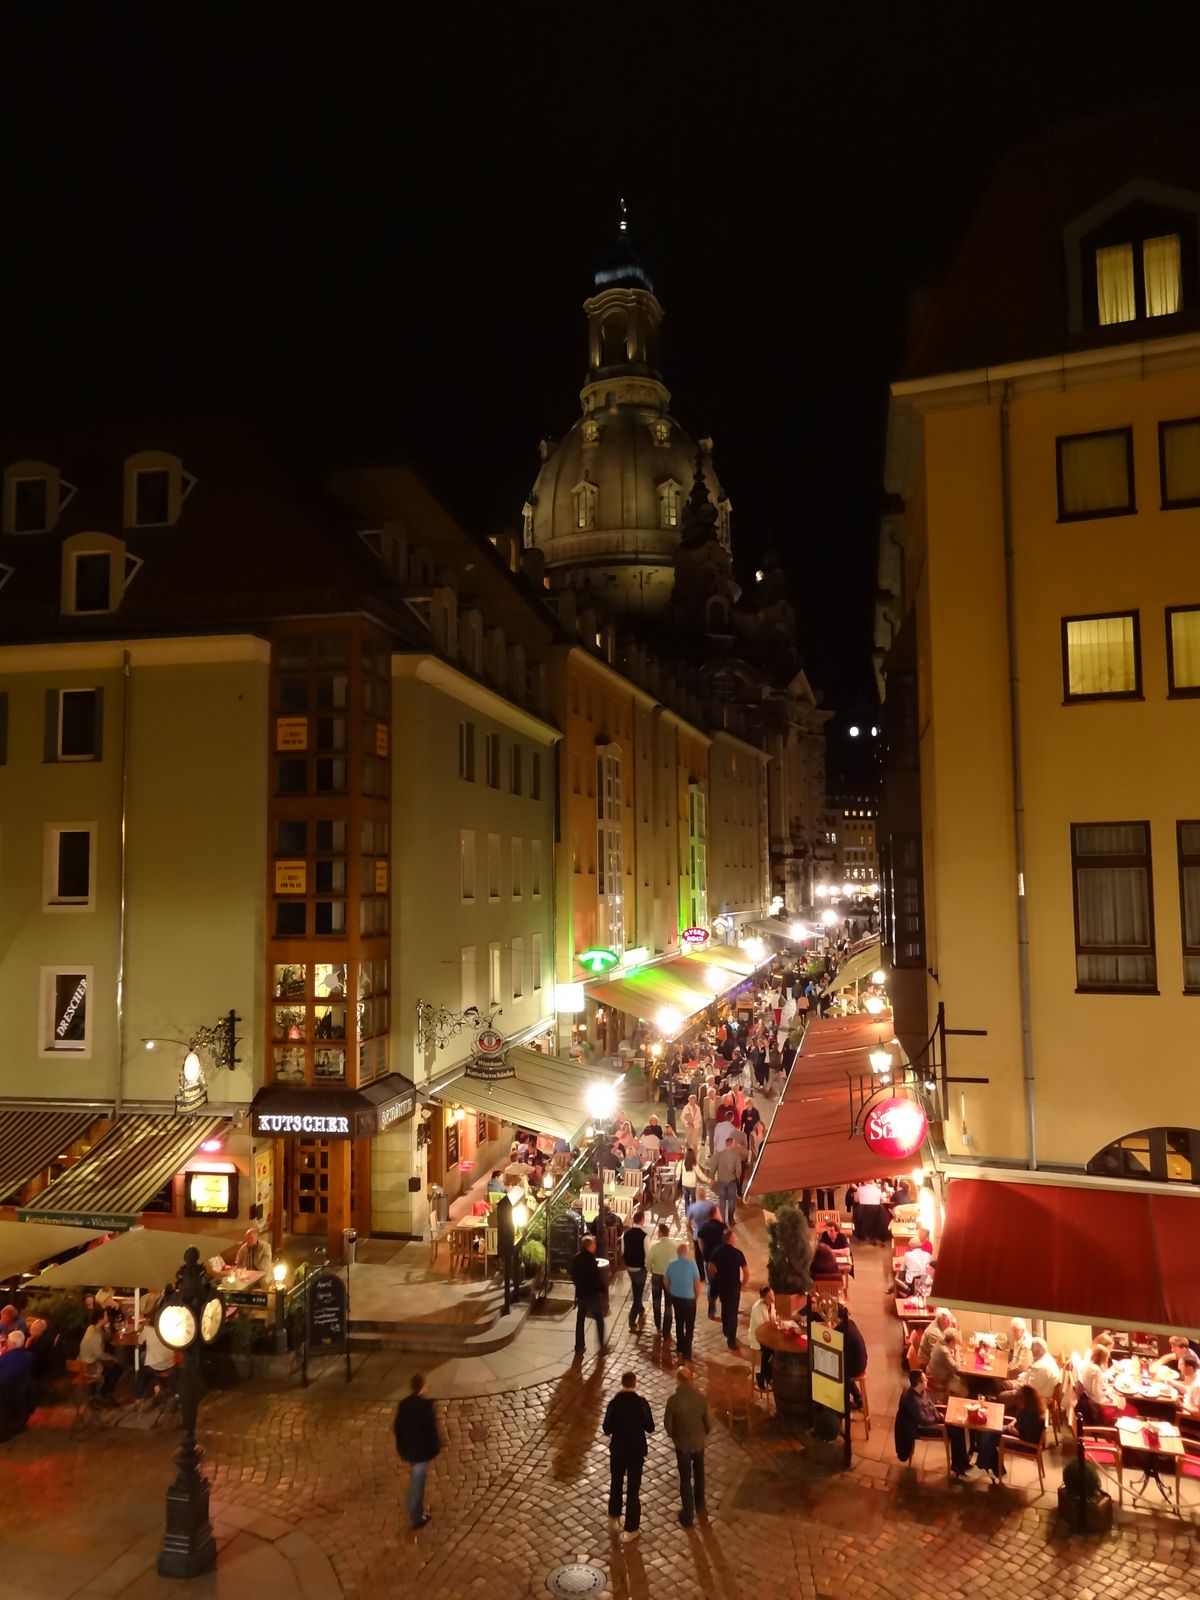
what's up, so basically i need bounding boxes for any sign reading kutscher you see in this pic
[249,1075,416,1140]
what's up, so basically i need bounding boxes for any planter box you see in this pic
[1056,1485,1113,1535]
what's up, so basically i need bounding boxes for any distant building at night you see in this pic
[876,100,1200,1184]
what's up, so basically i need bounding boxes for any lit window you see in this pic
[573,478,598,531]
[1062,613,1140,701]
[1071,822,1156,992]
[1057,429,1134,520]
[1160,418,1200,509]
[1144,234,1182,317]
[658,480,681,529]
[1167,607,1200,695]
[1096,242,1135,325]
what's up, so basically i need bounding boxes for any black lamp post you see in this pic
[155,1247,225,1578]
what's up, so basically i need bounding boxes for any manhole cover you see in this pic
[546,1564,607,1597]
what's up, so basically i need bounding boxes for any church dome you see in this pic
[523,231,730,619]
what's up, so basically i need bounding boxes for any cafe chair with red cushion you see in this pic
[1047,1382,1064,1446]
[1175,1438,1200,1515]
[1078,1426,1124,1507]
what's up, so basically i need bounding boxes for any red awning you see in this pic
[746,1012,916,1197]
[933,1178,1200,1336]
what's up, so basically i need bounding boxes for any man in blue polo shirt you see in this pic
[663,1243,701,1361]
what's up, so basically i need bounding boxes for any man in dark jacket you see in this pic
[570,1236,606,1354]
[602,1370,654,1541]
[622,1211,648,1331]
[393,1373,441,1530]
[663,1364,712,1527]
[893,1369,942,1464]
[496,1191,517,1315]
[837,1305,869,1410]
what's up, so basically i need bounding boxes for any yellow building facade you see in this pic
[877,119,1200,1181]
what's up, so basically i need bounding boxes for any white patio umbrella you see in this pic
[28,1226,240,1372]
[0,1219,108,1282]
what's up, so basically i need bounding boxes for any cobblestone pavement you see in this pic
[3,1172,1198,1599]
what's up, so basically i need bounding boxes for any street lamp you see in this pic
[155,1248,226,1577]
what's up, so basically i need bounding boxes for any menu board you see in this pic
[307,1271,347,1350]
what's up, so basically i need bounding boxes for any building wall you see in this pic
[903,360,1200,1170]
[0,639,266,1111]
[708,733,768,924]
[388,661,557,1226]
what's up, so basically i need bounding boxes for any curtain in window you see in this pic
[1182,824,1200,991]
[1074,824,1154,988]
[1059,432,1131,515]
[1096,243,1136,325]
[1170,609,1200,690]
[1065,615,1136,696]
[1163,420,1200,506]
[1143,233,1182,317]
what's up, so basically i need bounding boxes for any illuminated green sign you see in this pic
[577,947,619,976]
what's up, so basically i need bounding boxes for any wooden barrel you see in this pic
[771,1346,811,1420]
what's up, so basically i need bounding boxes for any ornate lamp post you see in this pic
[155,1247,226,1577]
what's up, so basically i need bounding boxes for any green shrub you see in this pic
[760,1190,797,1214]
[1062,1456,1102,1500]
[766,1201,812,1296]
[521,1238,546,1271]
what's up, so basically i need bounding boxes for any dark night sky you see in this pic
[6,9,1199,757]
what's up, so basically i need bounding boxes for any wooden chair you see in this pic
[998,1430,1047,1492]
[65,1358,105,1429]
[619,1168,642,1192]
[1079,1425,1124,1506]
[428,1220,447,1266]
[1175,1438,1200,1514]
[851,1373,871,1439]
[1047,1382,1064,1446]
[912,1422,952,1475]
[608,1192,635,1225]
[710,1360,757,1430]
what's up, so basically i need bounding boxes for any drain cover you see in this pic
[546,1563,607,1597]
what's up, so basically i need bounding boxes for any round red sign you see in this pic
[681,927,710,946]
[474,1026,505,1058]
[862,1095,927,1160]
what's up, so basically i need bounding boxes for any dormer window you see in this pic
[582,419,601,446]
[573,477,598,531]
[61,532,142,617]
[123,450,194,528]
[658,480,682,529]
[3,460,74,535]
[1097,234,1181,325]
[652,419,671,447]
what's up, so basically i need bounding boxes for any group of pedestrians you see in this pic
[603,1364,714,1538]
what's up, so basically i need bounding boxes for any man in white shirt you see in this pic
[917,1308,957,1366]
[712,1116,740,1154]
[235,1227,274,1275]
[899,1243,933,1294]
[1007,1317,1034,1373]
[679,1095,703,1151]
[855,1180,881,1205]
[1024,1338,1061,1404]
[133,1317,178,1403]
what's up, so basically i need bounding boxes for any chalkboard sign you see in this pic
[307,1270,348,1350]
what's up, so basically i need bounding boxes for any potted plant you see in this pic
[1058,1454,1112,1534]
[759,1190,797,1224]
[766,1201,812,1318]
[521,1238,546,1281]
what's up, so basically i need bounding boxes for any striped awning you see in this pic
[824,940,883,996]
[22,1113,225,1227]
[0,1108,102,1205]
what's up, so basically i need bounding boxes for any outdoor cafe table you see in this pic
[754,1321,809,1417]
[945,1395,1006,1433]
[954,1344,1018,1391]
[895,1296,934,1357]
[1117,1415,1184,1506]
[1113,1369,1182,1419]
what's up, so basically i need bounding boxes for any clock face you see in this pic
[157,1302,197,1350]
[200,1295,224,1345]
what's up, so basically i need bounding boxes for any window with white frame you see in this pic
[460,829,476,901]
[123,450,195,528]
[510,837,522,900]
[44,824,95,910]
[596,743,625,951]
[47,688,103,762]
[488,942,502,1007]
[531,838,542,898]
[511,936,524,1001]
[40,965,93,1056]
[458,721,475,781]
[460,945,477,1012]
[3,460,75,535]
[488,833,501,900]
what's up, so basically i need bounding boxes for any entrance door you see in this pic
[290,1138,331,1234]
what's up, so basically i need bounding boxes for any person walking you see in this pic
[496,1189,517,1315]
[680,1094,703,1152]
[664,1242,701,1361]
[393,1373,442,1532]
[696,1205,727,1320]
[662,1364,712,1527]
[646,1222,676,1341]
[711,1138,744,1226]
[602,1370,654,1543]
[623,1210,648,1331]
[570,1235,606,1354]
[706,1226,749,1350]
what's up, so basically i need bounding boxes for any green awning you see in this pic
[824,940,884,995]
[435,1047,620,1144]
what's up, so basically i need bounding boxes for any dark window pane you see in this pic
[314,758,345,792]
[275,902,307,936]
[135,469,170,525]
[315,820,345,853]
[52,972,88,1045]
[278,677,309,712]
[276,820,306,854]
[74,553,111,612]
[314,900,346,935]
[13,477,47,532]
[59,690,98,758]
[315,860,346,893]
[57,831,91,899]
[277,759,307,793]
